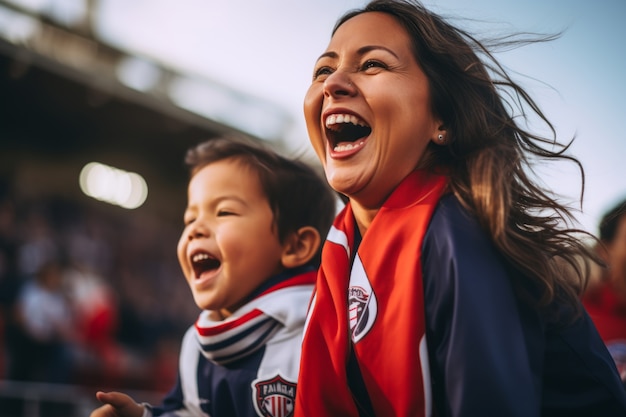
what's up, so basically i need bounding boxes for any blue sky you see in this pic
[95,0,626,234]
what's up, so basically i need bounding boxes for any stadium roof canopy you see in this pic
[0,0,289,224]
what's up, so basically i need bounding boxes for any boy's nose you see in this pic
[188,222,210,240]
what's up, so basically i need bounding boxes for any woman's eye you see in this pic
[313,66,333,80]
[362,60,386,71]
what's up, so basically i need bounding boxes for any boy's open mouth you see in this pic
[325,113,371,152]
[191,252,221,278]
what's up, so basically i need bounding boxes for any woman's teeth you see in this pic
[334,141,365,152]
[325,113,367,128]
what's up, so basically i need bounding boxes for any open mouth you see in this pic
[191,252,221,279]
[325,113,371,152]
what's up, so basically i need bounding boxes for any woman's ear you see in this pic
[431,124,447,145]
[281,226,321,269]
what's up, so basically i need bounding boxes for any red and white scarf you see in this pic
[295,170,448,417]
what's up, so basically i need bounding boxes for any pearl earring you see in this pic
[437,134,444,142]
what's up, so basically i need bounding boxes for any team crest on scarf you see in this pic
[252,374,296,417]
[348,254,378,343]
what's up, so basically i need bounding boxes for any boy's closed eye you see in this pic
[183,215,195,226]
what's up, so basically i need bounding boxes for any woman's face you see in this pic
[304,11,442,209]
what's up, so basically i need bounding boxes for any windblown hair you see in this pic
[336,0,597,316]
[185,135,337,267]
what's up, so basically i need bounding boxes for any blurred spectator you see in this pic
[65,211,114,279]
[65,261,124,386]
[0,188,196,395]
[11,258,77,383]
[16,204,60,278]
[583,198,626,382]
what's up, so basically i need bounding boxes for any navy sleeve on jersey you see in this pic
[151,372,185,416]
[422,195,544,417]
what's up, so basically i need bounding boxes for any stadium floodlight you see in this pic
[79,162,148,209]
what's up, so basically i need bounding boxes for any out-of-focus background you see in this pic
[0,0,624,416]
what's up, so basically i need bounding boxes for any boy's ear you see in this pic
[281,226,321,269]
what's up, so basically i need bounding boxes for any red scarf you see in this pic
[295,170,448,417]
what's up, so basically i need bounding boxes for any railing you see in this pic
[0,380,163,417]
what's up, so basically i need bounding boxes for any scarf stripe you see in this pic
[327,225,350,257]
[196,310,280,364]
[196,309,264,337]
[198,314,275,349]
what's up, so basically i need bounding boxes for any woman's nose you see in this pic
[323,71,356,99]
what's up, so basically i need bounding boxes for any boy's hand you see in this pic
[90,391,146,417]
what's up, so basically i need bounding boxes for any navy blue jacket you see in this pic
[423,195,626,416]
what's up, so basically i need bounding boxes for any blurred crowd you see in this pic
[0,180,199,394]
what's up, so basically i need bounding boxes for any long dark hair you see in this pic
[335,0,598,316]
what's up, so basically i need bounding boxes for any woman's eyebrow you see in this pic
[315,45,399,63]
[315,51,338,63]
[357,45,399,59]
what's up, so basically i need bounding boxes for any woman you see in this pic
[295,1,626,416]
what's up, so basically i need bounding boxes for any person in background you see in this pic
[583,198,626,383]
[294,1,626,416]
[12,257,77,383]
[90,135,337,417]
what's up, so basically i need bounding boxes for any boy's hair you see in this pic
[599,199,626,243]
[185,135,337,266]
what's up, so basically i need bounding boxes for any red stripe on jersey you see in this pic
[255,271,316,298]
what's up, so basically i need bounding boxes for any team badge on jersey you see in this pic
[252,374,296,417]
[348,254,378,343]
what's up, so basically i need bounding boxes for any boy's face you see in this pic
[177,159,285,317]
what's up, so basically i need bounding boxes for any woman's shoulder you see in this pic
[424,193,490,251]
[421,193,519,312]
[422,193,510,285]
[433,192,474,219]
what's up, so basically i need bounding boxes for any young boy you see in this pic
[90,136,337,417]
